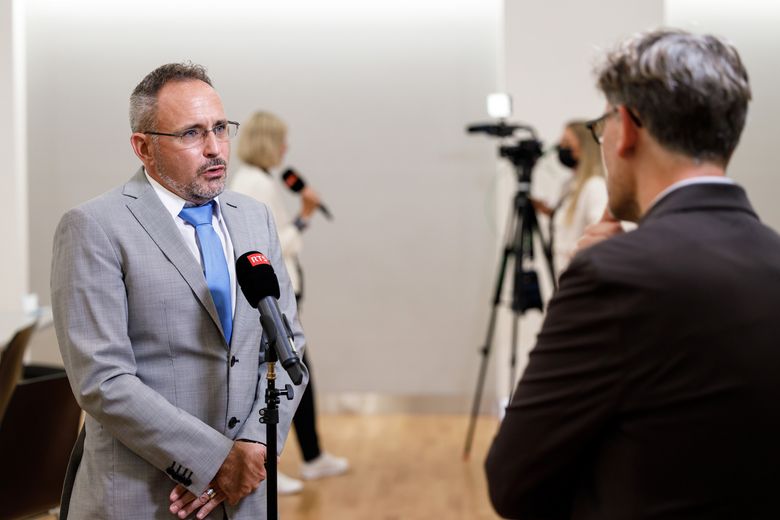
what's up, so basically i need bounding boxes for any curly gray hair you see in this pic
[595,29,751,164]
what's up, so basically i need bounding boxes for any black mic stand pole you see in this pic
[259,334,295,519]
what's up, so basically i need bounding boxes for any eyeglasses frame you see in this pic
[143,120,240,146]
[585,107,642,144]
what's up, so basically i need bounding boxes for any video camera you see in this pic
[466,121,544,175]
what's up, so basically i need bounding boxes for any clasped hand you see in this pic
[168,440,267,519]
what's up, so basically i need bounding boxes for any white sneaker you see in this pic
[300,452,350,480]
[276,471,304,495]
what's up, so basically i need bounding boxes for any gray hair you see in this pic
[129,62,213,132]
[595,29,751,164]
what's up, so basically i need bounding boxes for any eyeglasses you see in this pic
[585,107,642,144]
[144,121,240,147]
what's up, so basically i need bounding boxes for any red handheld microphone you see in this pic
[281,169,333,220]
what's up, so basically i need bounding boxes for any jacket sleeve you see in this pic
[484,254,626,519]
[51,207,234,495]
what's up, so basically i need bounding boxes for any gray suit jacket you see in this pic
[51,169,308,519]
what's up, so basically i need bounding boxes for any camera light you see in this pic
[487,93,512,119]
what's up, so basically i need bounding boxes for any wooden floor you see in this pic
[278,414,502,520]
[34,414,502,520]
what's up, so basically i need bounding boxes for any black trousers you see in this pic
[292,351,321,462]
[293,292,321,462]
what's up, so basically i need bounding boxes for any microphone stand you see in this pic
[259,335,295,519]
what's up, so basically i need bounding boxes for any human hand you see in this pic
[530,197,554,217]
[300,186,321,219]
[574,208,624,254]
[169,483,224,519]
[213,441,267,505]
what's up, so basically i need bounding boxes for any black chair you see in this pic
[0,364,81,519]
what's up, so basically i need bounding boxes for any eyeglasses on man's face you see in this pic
[585,107,642,144]
[144,121,240,148]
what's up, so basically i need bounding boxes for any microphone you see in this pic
[235,251,305,385]
[281,168,333,220]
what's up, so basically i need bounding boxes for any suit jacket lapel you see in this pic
[122,168,227,345]
[219,192,258,350]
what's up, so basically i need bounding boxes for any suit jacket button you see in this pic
[228,417,240,429]
[230,355,239,367]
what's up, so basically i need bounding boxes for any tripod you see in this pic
[463,143,557,459]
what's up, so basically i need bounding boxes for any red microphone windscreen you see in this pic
[281,169,306,193]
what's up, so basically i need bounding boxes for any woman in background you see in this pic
[535,120,608,276]
[231,111,349,495]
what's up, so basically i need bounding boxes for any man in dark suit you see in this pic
[485,29,780,520]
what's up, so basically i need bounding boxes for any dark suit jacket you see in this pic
[485,183,780,520]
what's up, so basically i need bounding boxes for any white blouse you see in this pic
[230,165,304,294]
[552,176,608,276]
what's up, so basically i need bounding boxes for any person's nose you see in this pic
[202,129,220,157]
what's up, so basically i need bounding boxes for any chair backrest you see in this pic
[0,365,82,519]
[0,321,37,423]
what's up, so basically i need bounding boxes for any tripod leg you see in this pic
[463,244,512,460]
[464,186,535,459]
[464,192,522,460]
[509,310,520,400]
[508,200,532,400]
[526,201,558,292]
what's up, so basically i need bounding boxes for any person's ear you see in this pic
[615,105,639,158]
[130,132,154,165]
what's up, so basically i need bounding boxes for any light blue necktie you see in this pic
[179,201,232,344]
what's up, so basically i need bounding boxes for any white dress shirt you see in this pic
[144,170,236,316]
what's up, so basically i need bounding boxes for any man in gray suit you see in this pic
[52,63,307,519]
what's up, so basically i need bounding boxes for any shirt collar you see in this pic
[647,176,735,213]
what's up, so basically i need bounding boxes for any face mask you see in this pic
[557,146,578,169]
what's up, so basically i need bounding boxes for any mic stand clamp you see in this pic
[259,341,294,520]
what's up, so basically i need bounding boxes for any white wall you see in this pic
[25,0,502,399]
[666,0,780,231]
[1,0,28,313]
[20,0,778,408]
[495,0,779,406]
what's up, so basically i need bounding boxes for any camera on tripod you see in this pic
[463,94,557,459]
[466,93,544,173]
[500,139,544,171]
[466,122,544,173]
[464,109,549,313]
